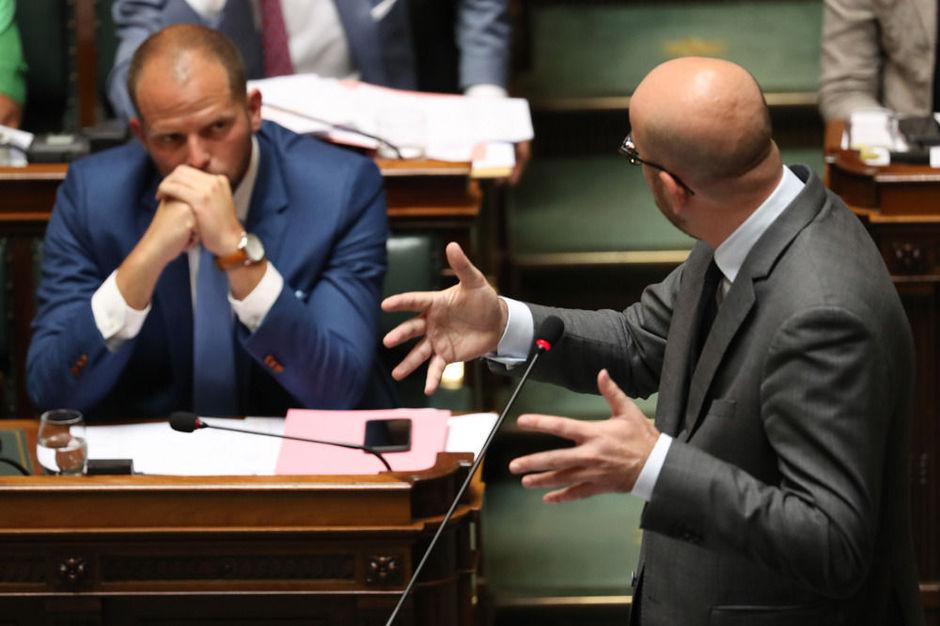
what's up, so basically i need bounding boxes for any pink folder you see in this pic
[275,408,451,475]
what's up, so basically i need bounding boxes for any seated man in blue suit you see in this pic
[27,23,394,419]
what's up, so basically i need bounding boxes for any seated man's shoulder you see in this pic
[259,121,380,179]
[67,140,152,182]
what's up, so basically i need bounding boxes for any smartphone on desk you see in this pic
[363,418,412,453]
[899,116,940,148]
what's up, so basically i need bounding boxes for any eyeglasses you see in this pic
[618,134,695,196]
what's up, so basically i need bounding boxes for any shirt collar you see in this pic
[232,136,260,224]
[714,165,804,285]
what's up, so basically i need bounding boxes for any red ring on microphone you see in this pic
[535,339,552,351]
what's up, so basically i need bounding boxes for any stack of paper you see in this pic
[248,74,533,168]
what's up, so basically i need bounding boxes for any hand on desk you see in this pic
[509,369,660,503]
[506,140,531,186]
[0,93,22,128]
[382,241,507,395]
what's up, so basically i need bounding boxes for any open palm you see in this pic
[382,242,507,394]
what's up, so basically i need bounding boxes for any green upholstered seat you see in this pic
[382,235,437,332]
[515,1,822,103]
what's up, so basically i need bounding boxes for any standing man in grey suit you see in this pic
[383,57,925,625]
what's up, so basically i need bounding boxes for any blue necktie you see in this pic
[193,247,239,416]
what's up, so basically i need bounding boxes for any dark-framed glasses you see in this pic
[618,134,695,196]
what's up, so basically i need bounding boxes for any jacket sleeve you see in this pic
[456,0,510,89]
[26,167,140,412]
[499,262,683,400]
[641,306,894,598]
[819,0,886,120]
[238,158,388,409]
[107,0,168,119]
[0,0,26,105]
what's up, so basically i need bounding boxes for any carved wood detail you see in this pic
[365,554,404,586]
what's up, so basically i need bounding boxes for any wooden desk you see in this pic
[0,420,482,625]
[0,159,482,418]
[825,121,940,623]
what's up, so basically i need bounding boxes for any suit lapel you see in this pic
[682,279,755,437]
[680,166,829,439]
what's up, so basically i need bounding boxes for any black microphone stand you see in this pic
[384,338,556,625]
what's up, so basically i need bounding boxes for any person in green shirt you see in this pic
[0,0,26,128]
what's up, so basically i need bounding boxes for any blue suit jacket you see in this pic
[27,121,395,419]
[107,0,509,120]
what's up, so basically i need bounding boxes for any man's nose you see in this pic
[185,136,211,170]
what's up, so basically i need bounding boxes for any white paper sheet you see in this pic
[0,123,33,166]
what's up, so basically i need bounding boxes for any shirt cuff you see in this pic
[91,270,151,351]
[486,297,534,366]
[630,433,673,502]
[465,84,508,99]
[228,261,284,332]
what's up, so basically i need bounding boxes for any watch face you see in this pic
[244,234,265,263]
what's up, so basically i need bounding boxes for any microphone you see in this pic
[384,315,565,626]
[168,411,392,471]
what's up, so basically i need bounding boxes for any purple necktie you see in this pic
[260,0,294,77]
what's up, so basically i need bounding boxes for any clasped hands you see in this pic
[382,242,660,502]
[143,165,243,267]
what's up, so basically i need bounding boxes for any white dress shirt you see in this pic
[91,136,285,350]
[494,165,806,500]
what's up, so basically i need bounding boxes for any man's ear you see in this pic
[658,170,692,210]
[129,117,144,143]
[246,88,262,132]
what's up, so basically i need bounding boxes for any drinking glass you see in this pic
[36,409,87,475]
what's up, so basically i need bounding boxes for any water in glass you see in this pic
[37,409,87,475]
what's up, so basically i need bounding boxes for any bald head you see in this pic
[127,24,247,119]
[630,57,775,190]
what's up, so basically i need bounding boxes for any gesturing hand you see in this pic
[509,369,661,503]
[382,242,508,395]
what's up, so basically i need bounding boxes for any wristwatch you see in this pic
[214,231,265,270]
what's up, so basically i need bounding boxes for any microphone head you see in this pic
[169,411,204,433]
[534,315,565,352]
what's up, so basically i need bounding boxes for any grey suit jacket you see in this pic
[820,0,936,119]
[525,166,924,625]
[106,0,509,120]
